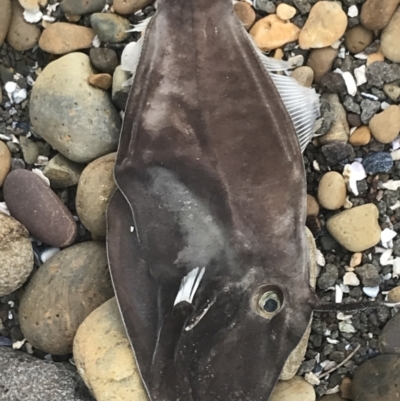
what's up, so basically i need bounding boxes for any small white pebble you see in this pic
[316,249,325,267]
[380,249,393,266]
[305,372,320,386]
[327,337,340,345]
[25,342,34,354]
[342,162,366,196]
[381,228,397,248]
[44,354,53,361]
[392,149,400,161]
[12,339,26,350]
[42,15,56,22]
[337,312,353,320]
[363,286,380,298]
[381,180,400,191]
[335,285,343,303]
[13,88,27,104]
[361,92,379,100]
[32,168,51,186]
[392,137,400,150]
[339,321,357,333]
[381,102,391,110]
[8,311,13,320]
[41,247,60,263]
[354,52,368,60]
[8,301,14,308]
[354,65,367,86]
[383,273,392,281]
[130,226,135,232]
[23,9,43,23]
[92,35,101,47]
[340,284,350,293]
[350,252,362,268]
[4,81,17,93]
[325,386,340,395]
[313,159,320,171]
[342,71,357,96]
[288,54,304,68]
[343,272,360,286]
[348,4,358,17]
[338,47,346,59]
[0,202,10,215]
[393,258,400,277]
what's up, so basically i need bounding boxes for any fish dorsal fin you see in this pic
[174,267,206,306]
[247,35,320,152]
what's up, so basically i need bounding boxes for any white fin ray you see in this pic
[247,33,320,152]
[174,267,206,306]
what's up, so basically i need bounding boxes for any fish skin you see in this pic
[107,0,318,400]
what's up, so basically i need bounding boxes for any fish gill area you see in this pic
[1,0,400,400]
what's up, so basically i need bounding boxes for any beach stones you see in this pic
[60,0,106,15]
[379,311,400,354]
[89,48,119,74]
[30,52,121,163]
[113,0,152,15]
[76,153,117,238]
[0,213,33,297]
[318,172,346,210]
[362,152,393,174]
[307,47,338,83]
[73,298,148,401]
[3,169,77,247]
[88,73,112,90]
[90,13,130,43]
[299,1,347,49]
[360,0,400,31]
[19,241,114,355]
[369,105,400,144]
[271,376,315,401]
[234,1,256,30]
[43,154,84,188]
[381,6,400,63]
[0,141,11,186]
[326,204,381,252]
[345,25,374,54]
[352,354,400,401]
[39,22,96,55]
[0,348,94,401]
[0,0,11,46]
[349,126,371,146]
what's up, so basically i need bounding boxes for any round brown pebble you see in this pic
[0,141,11,187]
[307,194,320,217]
[349,126,371,146]
[360,0,400,31]
[290,66,314,87]
[307,47,338,82]
[113,0,152,15]
[345,25,374,54]
[388,286,400,303]
[0,0,11,46]
[369,105,400,144]
[88,73,112,90]
[3,169,78,248]
[234,1,256,30]
[19,241,114,355]
[381,5,400,63]
[318,172,346,210]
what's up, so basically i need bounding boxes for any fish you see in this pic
[106,0,321,399]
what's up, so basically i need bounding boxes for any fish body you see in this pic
[107,0,319,399]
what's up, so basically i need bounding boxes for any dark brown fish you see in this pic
[107,0,321,399]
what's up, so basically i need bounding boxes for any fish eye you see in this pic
[253,286,284,319]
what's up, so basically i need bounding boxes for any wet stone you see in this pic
[362,152,393,174]
[89,47,119,74]
[321,142,354,166]
[343,96,361,114]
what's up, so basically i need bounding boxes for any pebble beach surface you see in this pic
[1,0,400,400]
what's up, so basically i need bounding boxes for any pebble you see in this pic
[234,1,256,30]
[366,61,400,88]
[352,354,400,401]
[3,169,78,248]
[340,377,352,400]
[113,0,151,14]
[367,51,385,66]
[326,204,381,252]
[360,99,380,124]
[381,6,400,63]
[321,141,354,165]
[345,25,374,54]
[349,126,371,146]
[387,286,400,302]
[112,66,131,110]
[6,0,41,51]
[249,14,300,51]
[270,376,315,401]
[0,348,94,401]
[299,1,348,50]
[362,152,393,174]
[343,271,360,286]
[320,72,346,93]
[90,13,130,43]
[89,47,119,74]
[317,264,338,290]
[318,172,347,210]
[0,0,11,46]
[307,47,338,82]
[88,73,112,90]
[19,136,39,164]
[19,241,114,355]
[30,52,121,163]
[307,194,320,217]
[360,0,400,31]
[38,22,95,55]
[356,263,381,287]
[319,395,344,401]
[76,153,117,238]
[276,3,296,20]
[0,212,33,297]
[43,153,84,188]
[0,140,11,186]
[369,105,400,144]
[60,0,106,15]
[383,80,400,102]
[318,94,349,145]
[290,66,314,87]
[379,311,400,354]
[73,298,148,401]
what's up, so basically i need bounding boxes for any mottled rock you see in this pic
[360,99,380,124]
[307,47,338,82]
[0,140,11,186]
[349,126,371,146]
[271,376,315,401]
[0,348,94,401]
[369,105,400,144]
[352,354,400,401]
[19,242,114,355]
[19,136,39,164]
[113,0,152,14]
[234,1,256,30]
[6,0,41,51]
[387,286,400,302]
[39,22,95,55]
[317,264,339,290]
[366,61,400,88]
[299,1,348,49]
[30,52,121,163]
[76,153,117,238]
[321,141,354,165]
[318,172,347,210]
[383,80,400,102]
[326,204,381,252]
[0,0,11,46]
[345,25,374,54]
[43,153,84,188]
[250,14,300,51]
[60,0,106,15]
[361,0,400,31]
[73,298,148,401]
[112,65,130,110]
[290,66,314,87]
[356,263,381,287]
[3,169,78,248]
[320,72,346,93]
[379,311,400,354]
[90,13,130,43]
[0,213,33,297]
[88,73,112,90]
[89,47,119,74]
[362,152,393,174]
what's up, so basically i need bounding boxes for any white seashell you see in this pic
[381,228,397,248]
[23,9,43,23]
[339,321,356,333]
[13,88,27,104]
[354,52,368,60]
[337,312,353,321]
[335,285,343,303]
[380,249,393,266]
[305,372,320,386]
[343,272,360,286]
[354,65,367,86]
[342,162,366,196]
[32,168,50,186]
[327,337,340,345]
[342,71,357,95]
[363,286,380,298]
[42,15,56,22]
[348,5,358,17]
[287,55,304,68]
